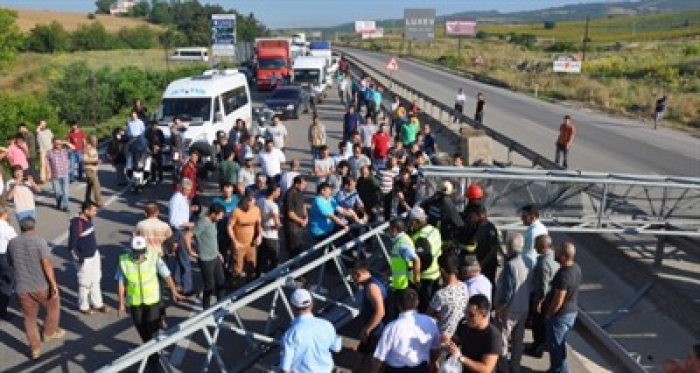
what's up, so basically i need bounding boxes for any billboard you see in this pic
[361,28,384,39]
[553,55,582,73]
[446,19,477,36]
[355,20,377,33]
[404,8,435,41]
[211,14,236,57]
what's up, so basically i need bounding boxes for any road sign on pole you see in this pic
[386,56,399,71]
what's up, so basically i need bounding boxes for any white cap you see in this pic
[290,289,312,309]
[409,206,427,221]
[132,236,147,251]
[440,180,454,195]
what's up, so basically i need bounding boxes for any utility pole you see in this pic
[582,17,590,62]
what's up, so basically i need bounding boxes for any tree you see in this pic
[49,62,115,124]
[148,0,172,24]
[128,1,151,17]
[95,0,115,14]
[118,25,158,49]
[0,9,23,69]
[25,22,71,53]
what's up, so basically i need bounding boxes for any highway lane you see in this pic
[338,48,700,177]
[0,89,325,372]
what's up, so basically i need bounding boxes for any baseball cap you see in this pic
[408,206,427,221]
[132,236,147,251]
[290,289,312,308]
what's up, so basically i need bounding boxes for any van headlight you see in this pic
[286,104,295,110]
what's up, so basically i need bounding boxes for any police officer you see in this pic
[388,219,420,320]
[117,236,182,372]
[407,206,442,313]
[421,180,464,241]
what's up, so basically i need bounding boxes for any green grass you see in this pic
[480,10,700,43]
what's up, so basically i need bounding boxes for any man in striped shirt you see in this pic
[378,156,399,222]
[46,138,74,212]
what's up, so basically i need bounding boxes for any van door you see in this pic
[212,95,226,140]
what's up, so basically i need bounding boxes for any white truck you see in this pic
[292,56,329,101]
[157,69,252,157]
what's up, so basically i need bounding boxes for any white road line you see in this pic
[49,184,130,250]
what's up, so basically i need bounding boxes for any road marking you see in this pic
[49,184,130,251]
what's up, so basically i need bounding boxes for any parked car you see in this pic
[265,85,309,119]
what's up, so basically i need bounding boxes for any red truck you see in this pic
[254,38,292,91]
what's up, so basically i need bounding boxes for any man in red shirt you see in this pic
[555,115,576,169]
[371,124,391,170]
[67,122,86,182]
[176,151,199,199]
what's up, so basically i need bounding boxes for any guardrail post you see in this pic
[654,233,667,267]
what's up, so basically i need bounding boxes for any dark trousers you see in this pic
[285,227,304,259]
[555,143,569,168]
[257,238,280,274]
[0,292,10,319]
[130,303,162,372]
[383,193,393,222]
[198,257,226,309]
[418,278,439,313]
[386,361,429,373]
[27,158,41,182]
[475,111,484,124]
[530,294,547,349]
[150,152,164,181]
[169,230,193,295]
[453,103,464,122]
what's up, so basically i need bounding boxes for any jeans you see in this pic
[546,312,578,373]
[168,230,194,295]
[18,289,61,352]
[70,151,84,182]
[555,143,569,168]
[52,175,70,210]
[114,163,127,185]
[15,210,36,223]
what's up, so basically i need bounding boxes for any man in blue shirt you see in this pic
[167,178,197,297]
[280,289,342,373]
[343,106,364,142]
[308,183,348,241]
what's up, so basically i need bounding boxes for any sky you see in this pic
[0,0,616,28]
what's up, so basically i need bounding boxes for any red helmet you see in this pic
[466,183,484,199]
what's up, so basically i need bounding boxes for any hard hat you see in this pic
[131,236,147,251]
[466,183,484,199]
[440,180,454,196]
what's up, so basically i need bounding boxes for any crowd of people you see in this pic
[0,63,684,373]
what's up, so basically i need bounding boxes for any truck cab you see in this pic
[292,56,329,99]
[255,38,292,91]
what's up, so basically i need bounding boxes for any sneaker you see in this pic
[43,328,66,342]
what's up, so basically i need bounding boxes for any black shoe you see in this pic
[524,344,545,358]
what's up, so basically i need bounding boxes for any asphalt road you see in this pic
[337,48,700,177]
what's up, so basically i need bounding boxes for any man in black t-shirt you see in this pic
[544,242,582,373]
[446,294,501,372]
[468,206,501,287]
[282,176,308,258]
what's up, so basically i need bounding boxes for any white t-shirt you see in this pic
[239,168,255,189]
[257,197,280,239]
[360,124,377,148]
[266,125,288,150]
[7,180,35,212]
[279,171,299,195]
[257,148,286,177]
[314,157,335,182]
[455,92,466,105]
[0,220,18,254]
[464,274,493,304]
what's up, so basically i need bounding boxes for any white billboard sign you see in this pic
[361,28,384,39]
[553,56,582,73]
[446,19,477,36]
[355,20,377,33]
[211,14,236,57]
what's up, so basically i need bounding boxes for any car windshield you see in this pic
[270,89,299,100]
[161,98,211,125]
[258,58,287,69]
[294,69,319,84]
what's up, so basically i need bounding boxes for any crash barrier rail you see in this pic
[339,48,562,169]
[98,221,392,373]
[419,166,700,237]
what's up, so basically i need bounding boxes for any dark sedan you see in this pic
[265,85,309,119]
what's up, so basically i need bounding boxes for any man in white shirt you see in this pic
[0,206,18,320]
[266,116,288,151]
[454,88,467,123]
[279,159,300,195]
[463,255,493,304]
[372,288,441,373]
[520,204,548,270]
[314,146,336,183]
[256,139,286,180]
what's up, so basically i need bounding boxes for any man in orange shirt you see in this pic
[228,193,262,284]
[555,115,576,168]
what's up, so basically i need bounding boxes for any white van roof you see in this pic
[174,47,209,52]
[293,56,327,69]
[163,70,247,99]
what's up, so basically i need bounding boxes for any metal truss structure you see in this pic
[419,166,700,237]
[98,223,391,373]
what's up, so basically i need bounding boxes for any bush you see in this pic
[436,55,462,69]
[0,9,24,69]
[117,25,159,49]
[545,41,578,53]
[24,22,72,53]
[683,44,700,56]
[476,31,489,40]
[71,22,121,51]
[87,12,96,20]
[544,21,556,30]
[508,33,537,50]
[0,92,62,144]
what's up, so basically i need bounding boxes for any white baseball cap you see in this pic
[290,289,312,309]
[131,236,147,251]
[409,206,427,221]
[441,180,454,195]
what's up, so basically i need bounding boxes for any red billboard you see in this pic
[445,19,477,36]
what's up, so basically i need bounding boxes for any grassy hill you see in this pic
[480,9,700,43]
[12,9,161,32]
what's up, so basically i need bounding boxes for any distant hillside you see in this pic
[319,0,700,33]
[11,9,161,32]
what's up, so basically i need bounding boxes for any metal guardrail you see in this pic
[98,222,392,373]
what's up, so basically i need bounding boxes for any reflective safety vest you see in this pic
[390,233,415,290]
[119,251,161,307]
[412,225,442,281]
